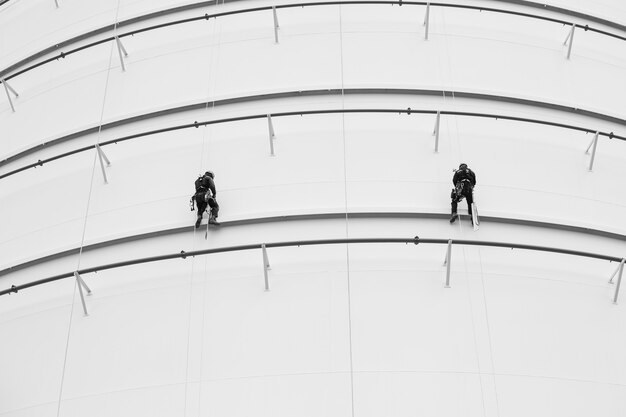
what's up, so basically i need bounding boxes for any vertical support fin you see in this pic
[609,258,625,284]
[262,243,271,291]
[54,0,59,7]
[116,36,129,56]
[267,114,275,156]
[74,272,92,316]
[585,132,598,154]
[96,145,109,184]
[563,25,572,45]
[2,79,18,97]
[424,2,430,40]
[588,131,599,171]
[565,24,575,59]
[115,36,128,71]
[2,78,17,112]
[444,239,452,287]
[433,111,441,152]
[612,259,624,304]
[273,6,279,44]
[96,144,111,166]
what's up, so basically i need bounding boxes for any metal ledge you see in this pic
[1,225,623,296]
[2,0,626,82]
[1,211,624,281]
[1,88,624,178]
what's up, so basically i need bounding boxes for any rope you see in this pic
[338,6,356,417]
[192,2,226,415]
[55,3,123,416]
[439,7,487,415]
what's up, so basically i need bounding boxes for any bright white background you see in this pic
[1,1,626,416]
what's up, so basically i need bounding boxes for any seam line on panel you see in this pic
[193,368,626,386]
[4,367,617,415]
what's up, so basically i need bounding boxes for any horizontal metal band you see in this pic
[2,228,622,295]
[1,88,624,178]
[2,0,625,81]
[1,211,624,287]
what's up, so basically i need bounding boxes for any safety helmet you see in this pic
[459,163,468,170]
[205,171,214,179]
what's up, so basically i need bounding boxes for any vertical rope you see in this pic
[55,2,122,415]
[185,5,224,410]
[432,7,465,232]
[338,5,356,417]
[439,8,486,416]
[54,282,77,417]
[437,7,464,163]
[190,2,226,415]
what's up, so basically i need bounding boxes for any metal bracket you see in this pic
[423,2,430,40]
[262,243,271,291]
[585,131,599,171]
[2,78,18,112]
[609,258,625,284]
[267,114,276,156]
[74,272,92,316]
[611,259,625,304]
[433,111,441,152]
[563,24,576,59]
[115,36,129,71]
[95,144,111,183]
[443,239,452,287]
[272,6,280,44]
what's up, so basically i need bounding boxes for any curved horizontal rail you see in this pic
[1,234,623,296]
[2,211,625,279]
[3,88,624,171]
[2,0,626,83]
[1,103,623,180]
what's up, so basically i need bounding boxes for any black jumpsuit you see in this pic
[194,175,219,225]
[451,168,476,217]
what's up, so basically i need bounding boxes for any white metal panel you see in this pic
[2,1,626,416]
[198,373,353,417]
[58,383,187,417]
[59,277,191,399]
[0,304,73,414]
[0,402,58,417]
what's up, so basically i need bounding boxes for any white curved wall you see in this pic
[1,1,626,416]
